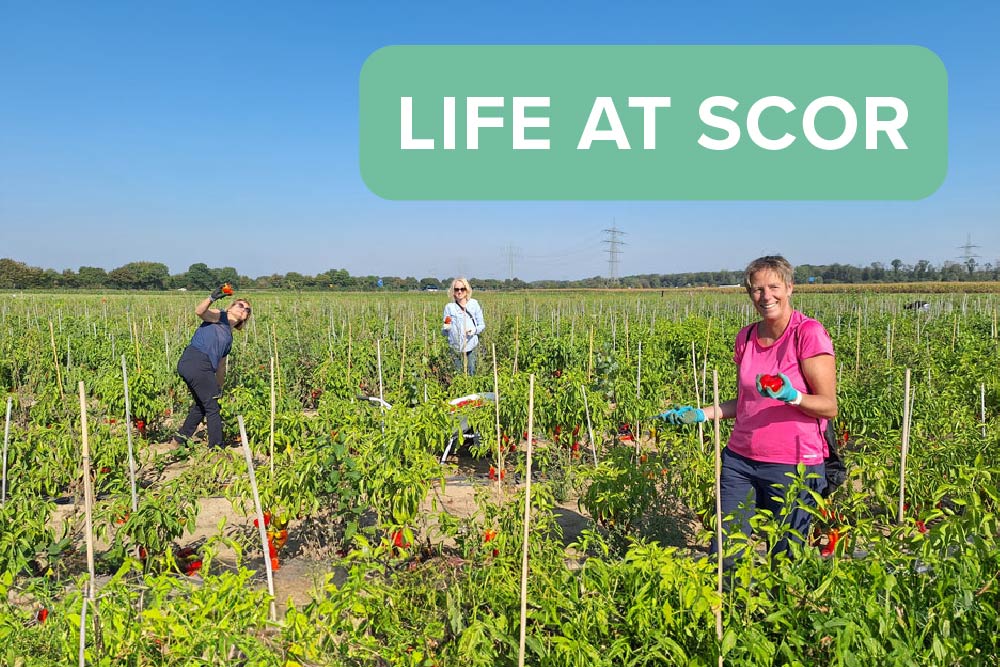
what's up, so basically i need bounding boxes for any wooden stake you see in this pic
[49,320,64,399]
[981,383,986,438]
[78,382,96,601]
[636,341,642,400]
[2,396,11,504]
[518,374,535,667]
[132,320,141,374]
[713,369,723,667]
[587,326,594,382]
[897,368,912,524]
[120,357,139,517]
[238,415,276,622]
[854,309,862,374]
[269,357,276,476]
[492,344,503,502]
[581,384,597,465]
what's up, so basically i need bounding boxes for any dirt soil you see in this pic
[44,437,627,616]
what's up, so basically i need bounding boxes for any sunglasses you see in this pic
[453,287,467,292]
[235,303,252,314]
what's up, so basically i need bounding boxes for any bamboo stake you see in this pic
[120,357,139,520]
[377,339,385,405]
[513,313,520,375]
[518,374,536,667]
[347,320,353,382]
[269,357,276,476]
[712,369,723,667]
[49,320,64,399]
[2,397,11,504]
[78,382,96,601]
[239,415,277,622]
[897,369,912,524]
[492,344,503,502]
[587,326,594,381]
[78,594,88,667]
[581,385,597,465]
[981,383,987,438]
[132,320,141,374]
[854,309,862,374]
[636,341,642,400]
[693,341,705,450]
[399,326,407,387]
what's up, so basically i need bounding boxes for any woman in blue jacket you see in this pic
[442,277,485,374]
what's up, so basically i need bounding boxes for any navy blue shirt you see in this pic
[187,310,233,371]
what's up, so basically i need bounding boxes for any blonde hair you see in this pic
[743,256,794,294]
[450,277,472,298]
[229,299,251,330]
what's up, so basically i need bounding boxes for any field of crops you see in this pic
[1,289,998,666]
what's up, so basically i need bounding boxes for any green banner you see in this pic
[360,45,947,200]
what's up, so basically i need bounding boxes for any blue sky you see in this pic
[1,1,997,281]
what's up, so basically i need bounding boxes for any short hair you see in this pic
[450,277,472,297]
[743,256,794,293]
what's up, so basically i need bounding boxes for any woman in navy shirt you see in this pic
[174,285,252,448]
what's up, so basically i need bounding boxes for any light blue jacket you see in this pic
[442,298,485,353]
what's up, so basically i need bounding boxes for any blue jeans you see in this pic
[709,447,826,566]
[452,347,477,375]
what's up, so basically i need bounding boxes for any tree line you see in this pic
[1,257,998,291]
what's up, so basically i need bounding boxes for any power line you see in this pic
[602,221,626,284]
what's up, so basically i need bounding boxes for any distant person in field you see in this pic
[442,277,485,374]
[656,255,837,567]
[173,285,252,448]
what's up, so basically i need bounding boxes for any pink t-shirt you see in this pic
[727,310,835,465]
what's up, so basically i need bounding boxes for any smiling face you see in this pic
[748,269,793,325]
[451,279,470,303]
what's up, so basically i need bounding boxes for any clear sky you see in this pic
[2,1,997,281]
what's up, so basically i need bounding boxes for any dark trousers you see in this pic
[709,447,826,566]
[176,347,223,447]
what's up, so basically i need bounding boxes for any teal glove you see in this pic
[656,406,706,425]
[756,372,801,403]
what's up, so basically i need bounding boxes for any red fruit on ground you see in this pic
[36,608,48,624]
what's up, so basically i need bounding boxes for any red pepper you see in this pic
[36,608,48,624]
[759,374,784,393]
[484,529,497,543]
[185,560,203,576]
[820,529,840,557]
[222,283,233,295]
[444,315,452,324]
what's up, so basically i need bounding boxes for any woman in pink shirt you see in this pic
[657,256,837,565]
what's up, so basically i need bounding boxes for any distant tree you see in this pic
[0,258,45,288]
[419,277,442,290]
[216,266,240,287]
[891,258,903,275]
[184,263,217,290]
[108,262,170,290]
[77,266,108,288]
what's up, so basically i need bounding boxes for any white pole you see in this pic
[2,397,11,504]
[238,415,276,621]
[981,383,987,438]
[580,384,598,465]
[120,357,139,517]
[492,344,503,501]
[518,374,535,667]
[636,341,642,399]
[78,382,97,601]
[78,594,88,667]
[898,369,912,524]
[712,369,723,666]
[269,357,276,476]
